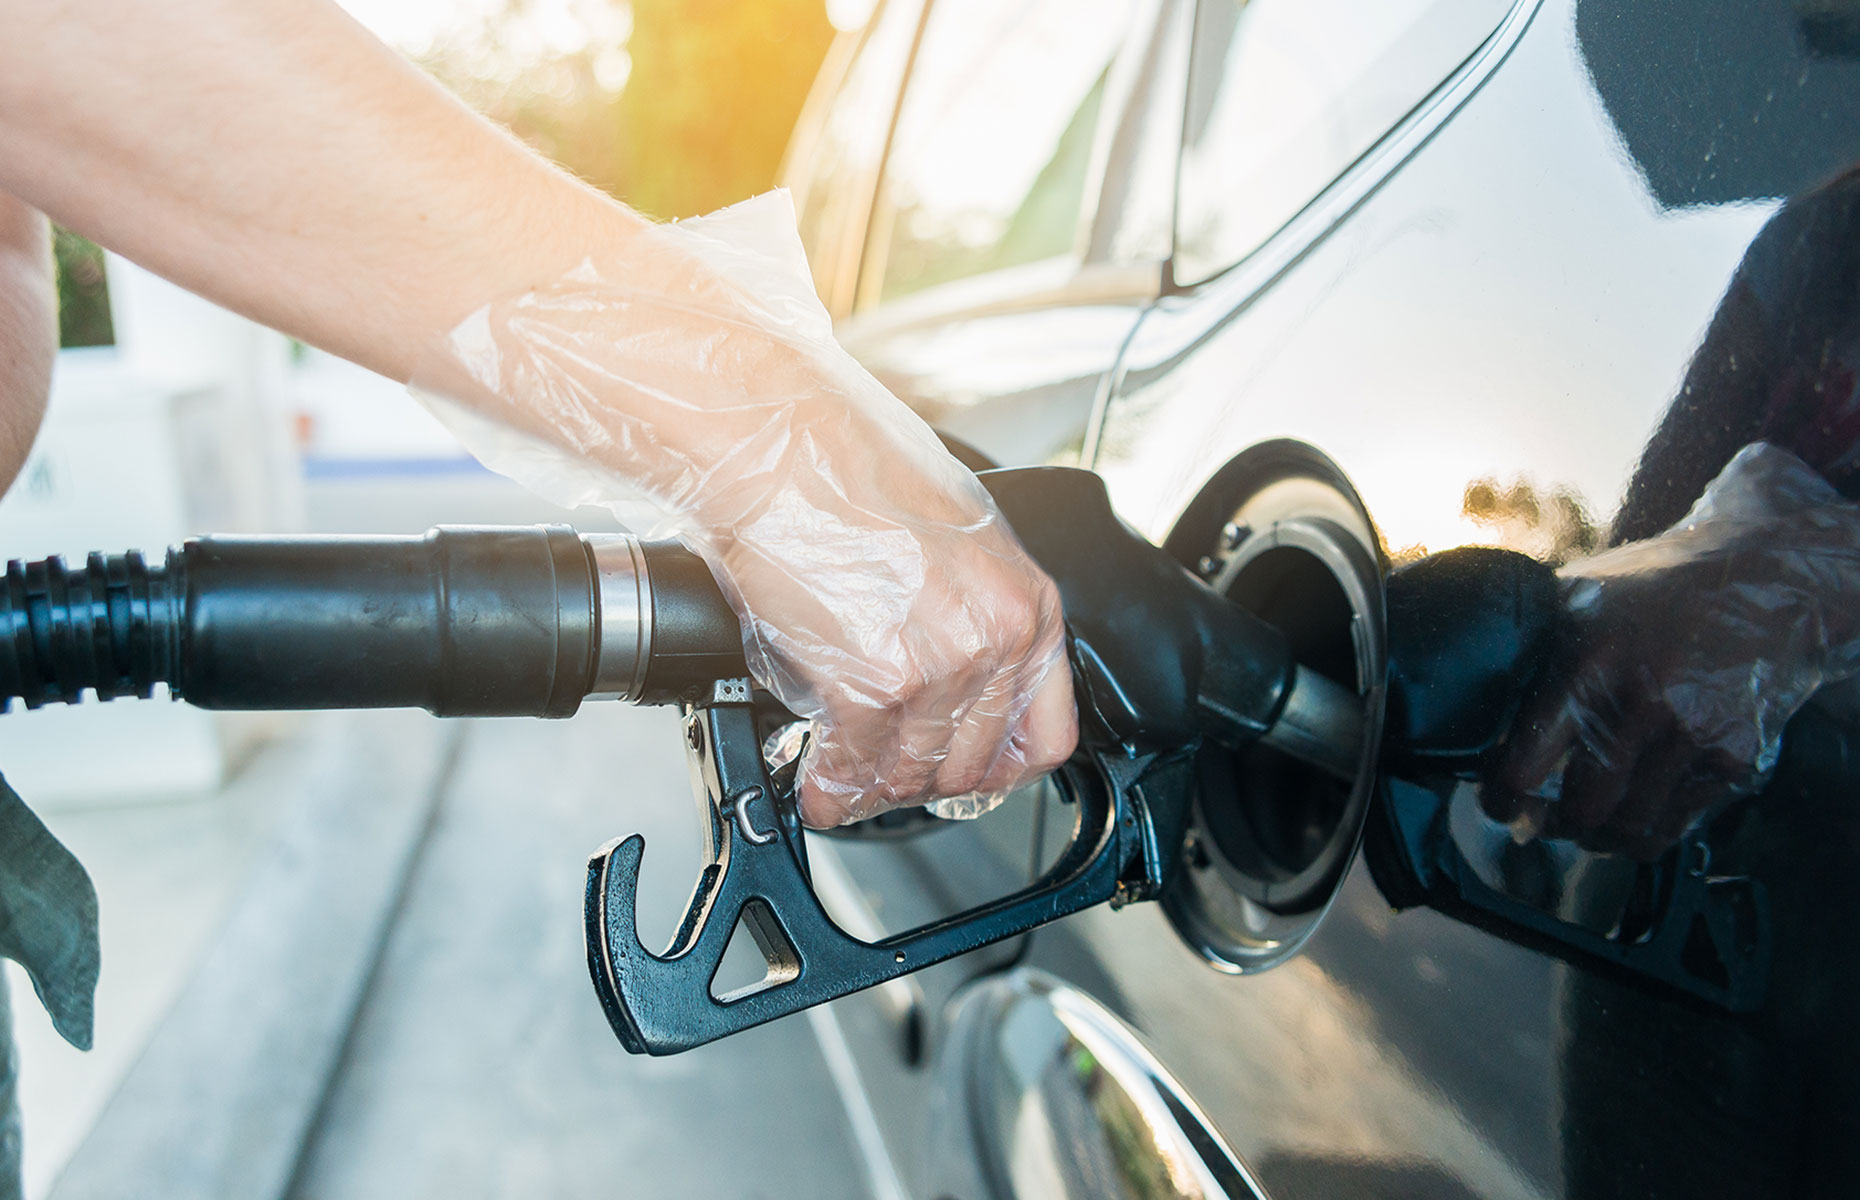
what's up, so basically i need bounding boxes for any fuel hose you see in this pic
[0,526,745,716]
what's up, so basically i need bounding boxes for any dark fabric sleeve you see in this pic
[0,774,99,1052]
[1615,166,1860,544]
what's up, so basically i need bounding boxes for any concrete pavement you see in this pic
[285,706,871,1200]
[17,454,878,1199]
[30,705,873,1200]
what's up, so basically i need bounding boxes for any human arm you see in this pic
[0,0,628,384]
[0,0,1076,824]
[0,193,52,487]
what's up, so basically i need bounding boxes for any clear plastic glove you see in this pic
[1488,443,1860,858]
[410,192,1076,828]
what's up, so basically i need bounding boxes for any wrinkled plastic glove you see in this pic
[411,191,1076,828]
[1488,443,1860,858]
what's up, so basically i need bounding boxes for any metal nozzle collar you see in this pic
[584,534,653,701]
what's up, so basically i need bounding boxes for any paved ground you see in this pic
[7,738,292,1198]
[284,707,870,1200]
[10,463,875,1200]
[25,706,873,1200]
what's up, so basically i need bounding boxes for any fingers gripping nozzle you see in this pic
[585,680,1142,1054]
[584,467,1369,1054]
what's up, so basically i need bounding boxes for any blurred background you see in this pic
[6,4,890,1197]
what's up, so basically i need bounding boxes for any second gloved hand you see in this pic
[1488,443,1860,857]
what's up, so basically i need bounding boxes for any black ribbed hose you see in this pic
[0,549,181,708]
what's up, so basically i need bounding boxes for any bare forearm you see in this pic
[0,194,52,490]
[0,1,1080,820]
[0,0,646,382]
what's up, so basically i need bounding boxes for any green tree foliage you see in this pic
[1462,475,1597,564]
[422,0,833,220]
[52,228,114,348]
[617,0,834,219]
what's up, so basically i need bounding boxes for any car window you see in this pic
[789,0,926,315]
[864,0,1145,306]
[1175,0,1513,285]
[1090,0,1194,271]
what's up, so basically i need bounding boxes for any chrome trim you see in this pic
[584,534,652,702]
[956,970,1273,1199]
[1169,0,1543,301]
[1046,983,1273,1199]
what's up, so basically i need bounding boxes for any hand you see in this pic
[415,192,1078,828]
[714,443,1078,827]
[682,310,1079,827]
[1487,562,1785,858]
[1486,444,1860,858]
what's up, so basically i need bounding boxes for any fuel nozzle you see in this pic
[0,469,1373,1056]
[586,466,1374,1052]
[0,485,1361,780]
[978,466,1363,780]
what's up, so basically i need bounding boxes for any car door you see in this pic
[1055,0,1860,1197]
[778,0,1196,1190]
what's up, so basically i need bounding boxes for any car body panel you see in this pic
[782,0,1860,1195]
[1089,1,1854,1194]
[1096,0,1772,551]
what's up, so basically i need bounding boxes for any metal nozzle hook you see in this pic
[730,786,773,845]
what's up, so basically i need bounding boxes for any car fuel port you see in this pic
[1159,440,1387,972]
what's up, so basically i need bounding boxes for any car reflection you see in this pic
[1366,158,1860,1194]
[1398,163,1860,863]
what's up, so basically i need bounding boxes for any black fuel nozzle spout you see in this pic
[981,467,1362,778]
